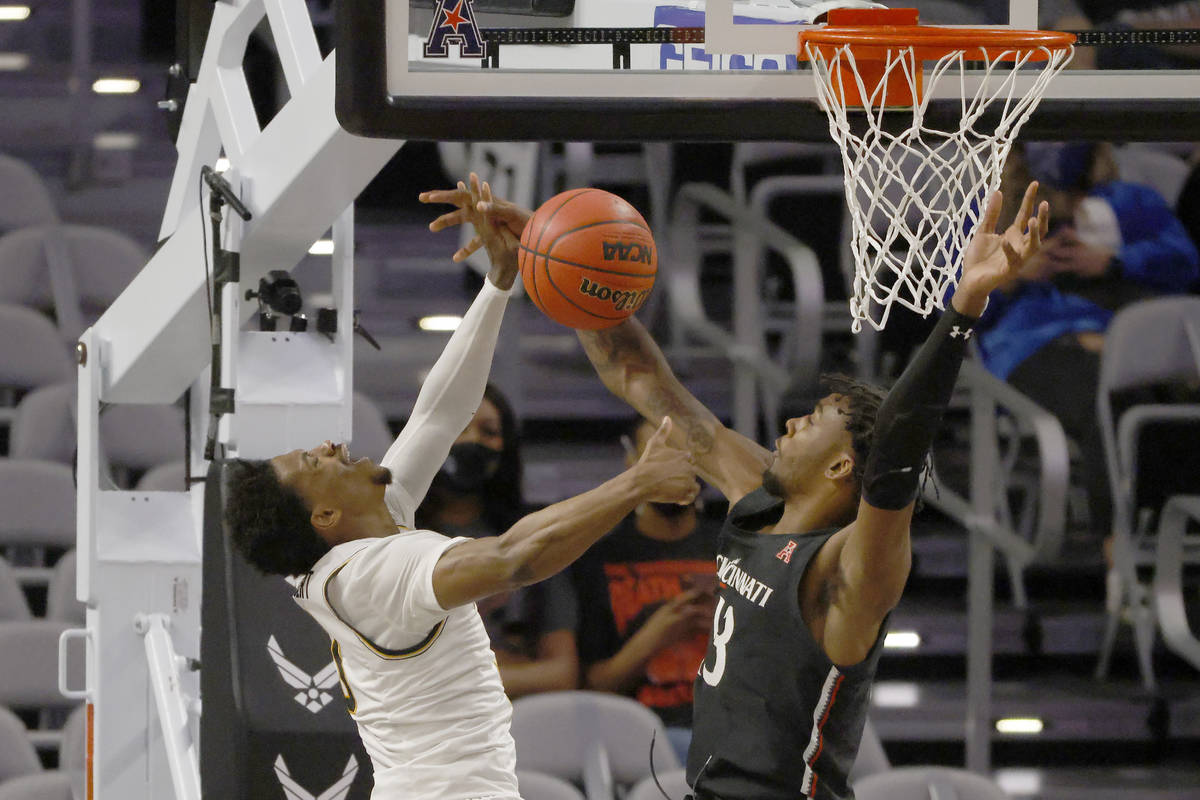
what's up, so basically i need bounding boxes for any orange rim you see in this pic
[801,25,1075,62]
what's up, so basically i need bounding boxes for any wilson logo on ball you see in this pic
[579,278,650,312]
[601,241,654,265]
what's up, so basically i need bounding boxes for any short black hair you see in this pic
[820,373,886,494]
[224,458,330,576]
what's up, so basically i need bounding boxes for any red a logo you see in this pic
[776,540,797,564]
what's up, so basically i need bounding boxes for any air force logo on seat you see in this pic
[274,755,359,800]
[423,0,487,59]
[267,635,340,714]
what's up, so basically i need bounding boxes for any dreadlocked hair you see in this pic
[820,373,887,495]
[224,458,330,576]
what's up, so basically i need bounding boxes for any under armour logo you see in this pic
[776,540,797,564]
[274,754,358,800]
[267,635,340,714]
[950,325,973,339]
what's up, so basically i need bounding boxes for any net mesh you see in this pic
[804,41,1073,331]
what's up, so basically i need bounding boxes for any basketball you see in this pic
[518,188,657,330]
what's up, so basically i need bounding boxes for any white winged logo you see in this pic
[267,635,340,713]
[274,754,358,800]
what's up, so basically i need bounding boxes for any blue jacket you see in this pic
[976,181,1199,379]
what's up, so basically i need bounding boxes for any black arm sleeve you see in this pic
[861,307,979,510]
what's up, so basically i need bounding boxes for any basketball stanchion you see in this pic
[799,7,1075,332]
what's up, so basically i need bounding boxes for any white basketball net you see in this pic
[805,41,1073,331]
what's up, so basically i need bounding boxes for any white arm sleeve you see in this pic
[381,277,512,528]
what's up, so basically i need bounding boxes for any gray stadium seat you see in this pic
[0,224,147,339]
[516,769,587,800]
[0,305,74,413]
[1096,296,1200,691]
[0,460,76,552]
[136,460,188,492]
[509,691,679,796]
[98,403,186,482]
[46,550,84,626]
[0,771,73,800]
[59,704,86,800]
[8,382,76,465]
[851,766,1009,800]
[0,154,58,235]
[0,704,42,785]
[625,767,690,800]
[0,557,32,622]
[0,621,83,714]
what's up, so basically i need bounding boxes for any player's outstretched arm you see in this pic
[578,318,771,506]
[430,418,699,609]
[815,184,1049,665]
[378,175,519,524]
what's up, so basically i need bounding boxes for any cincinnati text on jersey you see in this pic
[715,555,775,608]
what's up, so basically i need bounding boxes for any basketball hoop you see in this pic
[799,8,1075,332]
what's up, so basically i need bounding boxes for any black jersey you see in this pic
[687,489,889,800]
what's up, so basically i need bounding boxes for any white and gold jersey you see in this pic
[295,532,519,800]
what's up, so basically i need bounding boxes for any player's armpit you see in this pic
[578,318,770,504]
[805,501,913,665]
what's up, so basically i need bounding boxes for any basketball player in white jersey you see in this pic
[224,174,700,799]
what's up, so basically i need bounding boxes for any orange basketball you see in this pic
[518,188,657,330]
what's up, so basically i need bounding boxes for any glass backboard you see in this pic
[335,0,1200,140]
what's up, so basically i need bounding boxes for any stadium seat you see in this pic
[0,705,42,785]
[0,305,75,422]
[7,382,76,465]
[58,704,86,800]
[625,767,690,800]
[0,620,83,753]
[0,771,73,800]
[46,550,84,626]
[98,403,186,485]
[0,154,58,235]
[851,766,1008,800]
[509,691,679,797]
[1095,296,1200,691]
[136,460,188,492]
[0,224,147,340]
[0,557,32,622]
[516,769,586,800]
[0,460,76,552]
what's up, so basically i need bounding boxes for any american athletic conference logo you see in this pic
[423,0,487,59]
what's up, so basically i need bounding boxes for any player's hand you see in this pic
[954,181,1050,317]
[419,173,523,289]
[632,417,700,505]
[638,590,713,651]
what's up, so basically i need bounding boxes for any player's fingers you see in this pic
[1038,200,1050,239]
[980,189,1003,233]
[1001,239,1021,271]
[429,209,468,232]
[1013,181,1038,233]
[418,187,469,205]
[452,236,483,262]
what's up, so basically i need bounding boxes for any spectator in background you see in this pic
[970,141,1200,559]
[415,383,579,698]
[571,418,720,763]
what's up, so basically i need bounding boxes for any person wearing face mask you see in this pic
[570,417,721,762]
[415,383,581,698]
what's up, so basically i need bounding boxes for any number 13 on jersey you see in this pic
[701,596,735,686]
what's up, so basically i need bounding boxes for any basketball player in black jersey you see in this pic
[452,181,1047,799]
